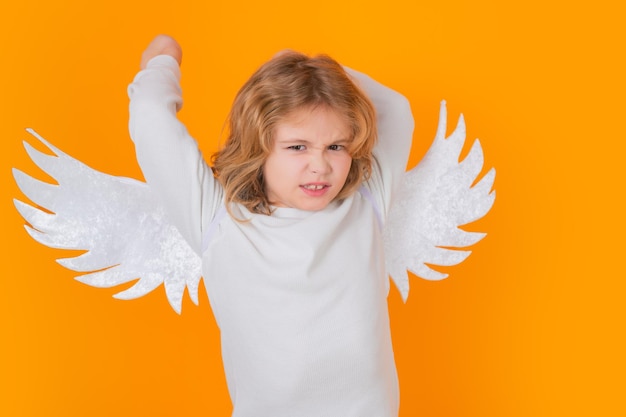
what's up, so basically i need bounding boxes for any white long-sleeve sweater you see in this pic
[128,55,414,417]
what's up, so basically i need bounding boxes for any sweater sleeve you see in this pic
[127,55,221,255]
[345,68,415,219]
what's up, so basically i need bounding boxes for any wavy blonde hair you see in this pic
[211,51,377,217]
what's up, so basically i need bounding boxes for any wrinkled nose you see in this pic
[309,152,331,174]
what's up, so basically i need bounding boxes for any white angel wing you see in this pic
[384,101,496,301]
[13,129,202,314]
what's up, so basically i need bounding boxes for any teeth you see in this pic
[304,184,325,190]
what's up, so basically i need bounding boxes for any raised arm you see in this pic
[345,68,415,215]
[128,35,220,255]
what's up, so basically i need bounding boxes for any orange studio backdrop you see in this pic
[1,1,624,416]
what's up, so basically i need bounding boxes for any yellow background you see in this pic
[1,0,624,416]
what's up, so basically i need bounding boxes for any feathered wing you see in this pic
[384,101,496,301]
[13,129,202,314]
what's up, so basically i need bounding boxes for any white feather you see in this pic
[384,102,496,301]
[13,129,202,314]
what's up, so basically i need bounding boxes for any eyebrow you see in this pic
[275,138,350,145]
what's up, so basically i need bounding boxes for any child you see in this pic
[129,35,414,416]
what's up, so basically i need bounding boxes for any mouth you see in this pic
[300,183,331,197]
[302,184,328,191]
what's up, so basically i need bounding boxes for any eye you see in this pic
[328,144,345,151]
[288,145,306,151]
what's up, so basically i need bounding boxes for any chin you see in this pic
[294,199,333,212]
[310,198,341,211]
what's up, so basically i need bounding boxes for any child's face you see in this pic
[263,106,352,211]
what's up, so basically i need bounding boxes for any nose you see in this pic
[309,151,331,174]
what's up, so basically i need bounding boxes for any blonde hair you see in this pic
[211,51,377,216]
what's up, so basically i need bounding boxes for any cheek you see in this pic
[331,155,353,190]
[264,154,282,178]
[338,155,353,178]
[264,155,301,185]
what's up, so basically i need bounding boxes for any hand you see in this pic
[140,35,183,69]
